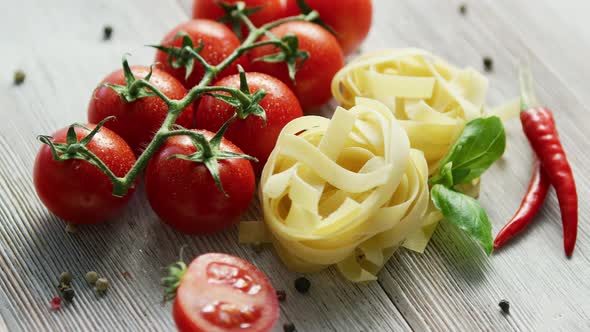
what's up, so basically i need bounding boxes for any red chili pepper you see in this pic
[494,161,550,249]
[518,65,578,257]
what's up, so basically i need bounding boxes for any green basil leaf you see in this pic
[431,184,493,255]
[432,116,505,186]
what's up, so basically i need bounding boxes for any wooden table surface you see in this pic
[1,0,589,331]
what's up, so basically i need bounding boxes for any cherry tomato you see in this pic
[33,125,136,224]
[88,66,193,155]
[248,21,344,109]
[284,0,373,55]
[174,253,279,332]
[155,20,248,89]
[145,130,255,235]
[196,72,302,175]
[193,0,285,36]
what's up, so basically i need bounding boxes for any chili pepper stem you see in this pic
[518,63,540,110]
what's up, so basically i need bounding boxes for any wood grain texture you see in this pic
[1,0,589,331]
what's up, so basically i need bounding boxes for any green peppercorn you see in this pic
[294,277,310,294]
[59,271,73,285]
[96,277,109,293]
[459,4,467,15]
[13,70,26,85]
[62,287,75,302]
[85,271,98,285]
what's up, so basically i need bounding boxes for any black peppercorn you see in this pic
[499,299,510,314]
[483,57,494,72]
[276,289,287,302]
[459,4,467,15]
[103,25,113,40]
[294,277,310,294]
[283,322,296,332]
[62,287,75,302]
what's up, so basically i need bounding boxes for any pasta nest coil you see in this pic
[241,98,430,282]
[331,48,490,173]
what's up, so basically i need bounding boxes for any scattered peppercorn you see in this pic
[283,322,296,332]
[483,57,494,72]
[276,289,287,302]
[294,277,311,294]
[499,299,510,314]
[459,4,467,15]
[65,223,77,234]
[103,25,113,40]
[13,70,26,85]
[96,277,109,293]
[59,271,73,285]
[62,287,75,302]
[121,271,132,279]
[85,271,98,285]
[49,296,62,311]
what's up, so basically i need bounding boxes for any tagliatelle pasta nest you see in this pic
[332,48,496,173]
[241,98,430,282]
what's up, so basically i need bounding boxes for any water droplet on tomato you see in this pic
[207,262,261,295]
[200,301,261,329]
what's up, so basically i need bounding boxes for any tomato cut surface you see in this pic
[174,253,278,332]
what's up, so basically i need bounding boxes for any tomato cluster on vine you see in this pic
[33,1,372,331]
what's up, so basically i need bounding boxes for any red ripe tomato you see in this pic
[145,130,255,235]
[193,0,285,33]
[249,21,344,109]
[155,20,248,89]
[174,253,279,332]
[33,125,136,224]
[88,66,193,155]
[196,72,302,175]
[284,0,373,55]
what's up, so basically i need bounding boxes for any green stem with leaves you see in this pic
[39,3,318,197]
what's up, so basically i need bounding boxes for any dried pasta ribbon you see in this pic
[241,99,430,282]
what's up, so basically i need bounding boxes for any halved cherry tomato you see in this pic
[196,72,303,175]
[193,0,285,36]
[174,253,279,332]
[145,130,255,235]
[34,125,136,224]
[284,0,373,55]
[88,66,193,155]
[248,21,344,109]
[155,20,248,89]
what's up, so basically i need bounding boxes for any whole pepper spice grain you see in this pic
[283,322,296,332]
[103,25,113,40]
[59,271,73,285]
[459,4,467,15]
[85,271,98,285]
[276,289,287,302]
[49,296,62,311]
[499,299,510,314]
[13,70,26,85]
[294,277,311,294]
[62,287,75,302]
[96,277,109,293]
[483,57,494,72]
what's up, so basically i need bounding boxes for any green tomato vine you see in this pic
[37,3,319,197]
